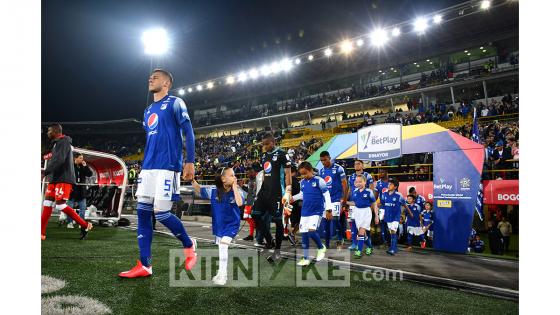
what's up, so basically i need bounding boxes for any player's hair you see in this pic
[214,167,233,202]
[408,187,417,193]
[388,177,399,188]
[245,166,254,172]
[297,161,314,171]
[74,153,83,159]
[319,151,330,158]
[355,159,364,164]
[407,194,417,200]
[424,201,432,208]
[49,123,62,134]
[262,133,275,142]
[152,68,174,86]
[355,174,367,181]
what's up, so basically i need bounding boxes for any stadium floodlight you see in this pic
[207,82,214,89]
[308,54,314,61]
[142,28,169,55]
[238,71,247,82]
[270,61,281,74]
[280,58,293,72]
[480,46,484,49]
[226,76,235,84]
[426,59,430,62]
[379,70,382,73]
[480,0,491,10]
[483,49,487,53]
[433,14,443,24]
[414,17,428,34]
[294,58,301,65]
[249,68,260,79]
[340,40,353,54]
[187,87,193,93]
[464,50,468,53]
[356,39,364,47]
[196,84,203,91]
[260,64,271,76]
[392,27,401,37]
[324,48,333,57]
[370,29,388,47]
[178,89,185,95]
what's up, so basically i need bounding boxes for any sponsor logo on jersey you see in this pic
[263,161,272,173]
[147,113,159,130]
[324,175,333,185]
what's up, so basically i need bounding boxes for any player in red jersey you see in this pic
[41,124,93,240]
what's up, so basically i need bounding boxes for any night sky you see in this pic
[42,0,462,122]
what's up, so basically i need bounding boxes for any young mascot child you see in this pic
[347,174,379,258]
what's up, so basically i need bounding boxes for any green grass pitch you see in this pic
[41,223,518,314]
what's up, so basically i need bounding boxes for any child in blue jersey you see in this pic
[408,187,426,211]
[290,162,330,266]
[404,195,424,251]
[374,169,390,247]
[378,178,410,255]
[420,201,433,248]
[192,167,244,285]
[347,175,379,258]
[347,160,373,251]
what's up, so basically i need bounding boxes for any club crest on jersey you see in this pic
[272,155,278,161]
[263,161,272,173]
[312,182,317,187]
[324,176,333,185]
[160,103,167,110]
[147,113,159,130]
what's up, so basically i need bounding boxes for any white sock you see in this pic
[218,243,229,276]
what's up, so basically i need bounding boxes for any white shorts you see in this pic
[378,208,385,221]
[353,207,372,231]
[386,221,399,232]
[136,169,180,200]
[299,215,321,233]
[348,206,355,220]
[426,230,433,238]
[323,202,341,218]
[407,226,424,236]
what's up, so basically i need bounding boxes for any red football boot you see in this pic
[184,239,198,271]
[118,260,152,278]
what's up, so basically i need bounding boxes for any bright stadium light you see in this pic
[392,27,401,37]
[207,82,214,89]
[356,39,364,47]
[142,28,169,55]
[324,48,333,57]
[178,89,185,95]
[238,71,247,82]
[226,76,235,84]
[294,58,301,65]
[270,61,281,74]
[414,17,429,34]
[196,84,203,91]
[481,0,491,10]
[433,14,443,24]
[340,40,353,54]
[249,68,260,79]
[308,54,314,61]
[260,64,271,76]
[281,58,293,72]
[370,29,388,47]
[187,87,193,93]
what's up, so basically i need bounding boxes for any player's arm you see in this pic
[44,139,71,176]
[232,178,244,207]
[191,179,202,195]
[369,190,379,224]
[368,175,374,191]
[173,98,195,181]
[281,154,292,205]
[319,177,334,220]
[291,191,303,202]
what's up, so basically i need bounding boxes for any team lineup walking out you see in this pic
[119,69,198,278]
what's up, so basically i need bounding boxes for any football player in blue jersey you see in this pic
[404,195,424,251]
[378,178,410,255]
[290,162,330,266]
[346,174,378,258]
[192,167,244,285]
[408,187,426,211]
[120,69,197,278]
[347,160,373,251]
[318,151,348,250]
[420,201,433,248]
[374,169,390,247]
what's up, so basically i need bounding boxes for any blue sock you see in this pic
[365,233,373,248]
[155,211,193,248]
[391,234,397,252]
[309,230,323,249]
[334,219,344,241]
[137,203,154,266]
[407,233,413,246]
[419,234,425,243]
[357,235,365,252]
[302,232,310,259]
[350,221,357,247]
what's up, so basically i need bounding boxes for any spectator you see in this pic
[491,140,513,178]
[487,221,504,255]
[470,235,485,253]
[497,217,513,252]
[67,153,93,227]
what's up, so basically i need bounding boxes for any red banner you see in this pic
[396,180,519,205]
[482,180,519,205]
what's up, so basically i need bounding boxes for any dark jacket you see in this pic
[70,164,93,200]
[44,135,76,184]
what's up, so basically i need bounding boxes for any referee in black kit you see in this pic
[251,134,292,262]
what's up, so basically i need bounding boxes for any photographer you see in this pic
[67,153,93,227]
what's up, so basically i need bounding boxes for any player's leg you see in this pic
[297,216,311,266]
[54,184,91,238]
[321,216,332,248]
[387,221,399,255]
[77,198,87,220]
[406,226,413,250]
[66,199,75,226]
[41,184,56,239]
[419,230,426,248]
[213,236,232,285]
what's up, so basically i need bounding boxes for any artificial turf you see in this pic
[41,223,518,314]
